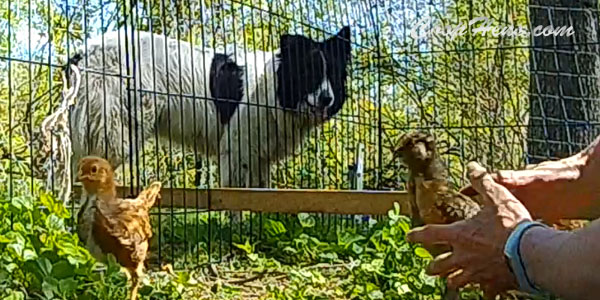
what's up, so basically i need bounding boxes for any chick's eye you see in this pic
[91,165,97,173]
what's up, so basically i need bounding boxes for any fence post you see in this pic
[368,0,383,190]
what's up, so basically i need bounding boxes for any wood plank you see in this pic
[72,185,410,215]
[209,188,410,215]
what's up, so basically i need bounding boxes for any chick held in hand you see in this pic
[395,132,481,300]
[76,156,161,300]
[395,131,481,226]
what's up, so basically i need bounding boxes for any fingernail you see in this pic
[425,264,435,275]
[406,231,414,242]
[467,161,486,176]
[406,226,427,242]
[406,228,422,242]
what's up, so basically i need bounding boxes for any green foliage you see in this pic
[139,271,192,299]
[0,191,130,299]
[0,184,547,299]
[0,192,445,299]
[222,203,448,299]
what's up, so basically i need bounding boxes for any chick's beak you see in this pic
[412,143,428,161]
[391,146,405,161]
[75,170,83,182]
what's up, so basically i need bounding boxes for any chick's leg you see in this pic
[128,263,144,300]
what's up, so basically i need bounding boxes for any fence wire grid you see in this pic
[1,0,599,268]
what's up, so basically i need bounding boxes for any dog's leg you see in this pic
[255,157,271,188]
[218,115,248,188]
[194,160,202,186]
[218,149,235,188]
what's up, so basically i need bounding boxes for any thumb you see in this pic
[458,171,500,197]
[467,162,499,206]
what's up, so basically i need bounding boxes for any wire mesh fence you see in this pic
[1,0,598,269]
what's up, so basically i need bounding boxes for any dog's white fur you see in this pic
[70,30,341,187]
[220,61,330,187]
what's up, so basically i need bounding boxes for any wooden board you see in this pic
[72,185,411,215]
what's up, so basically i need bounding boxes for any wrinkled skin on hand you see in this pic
[407,162,533,298]
[460,151,592,223]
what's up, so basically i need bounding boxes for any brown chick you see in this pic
[395,131,481,227]
[76,156,161,300]
[395,132,481,300]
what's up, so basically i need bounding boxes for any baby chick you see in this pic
[395,132,481,300]
[76,156,161,300]
[395,131,480,226]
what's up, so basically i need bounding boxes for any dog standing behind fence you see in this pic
[67,27,351,187]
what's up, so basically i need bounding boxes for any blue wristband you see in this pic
[503,220,548,294]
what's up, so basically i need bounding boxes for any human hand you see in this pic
[460,156,586,223]
[407,162,533,298]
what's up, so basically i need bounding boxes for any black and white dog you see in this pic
[69,27,351,187]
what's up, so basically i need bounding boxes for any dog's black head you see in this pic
[277,26,351,121]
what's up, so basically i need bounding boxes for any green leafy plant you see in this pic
[0,192,129,299]
[220,203,448,299]
[0,189,545,299]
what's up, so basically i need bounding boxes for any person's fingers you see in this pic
[460,170,533,197]
[466,161,487,180]
[427,252,463,277]
[460,169,541,197]
[458,185,477,197]
[461,168,561,195]
[482,285,499,300]
[447,261,502,289]
[467,162,493,193]
[482,282,512,300]
[499,168,580,185]
[466,162,497,206]
[446,269,472,289]
[468,162,517,206]
[478,272,516,299]
[406,224,457,246]
[463,156,582,198]
[526,155,582,171]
